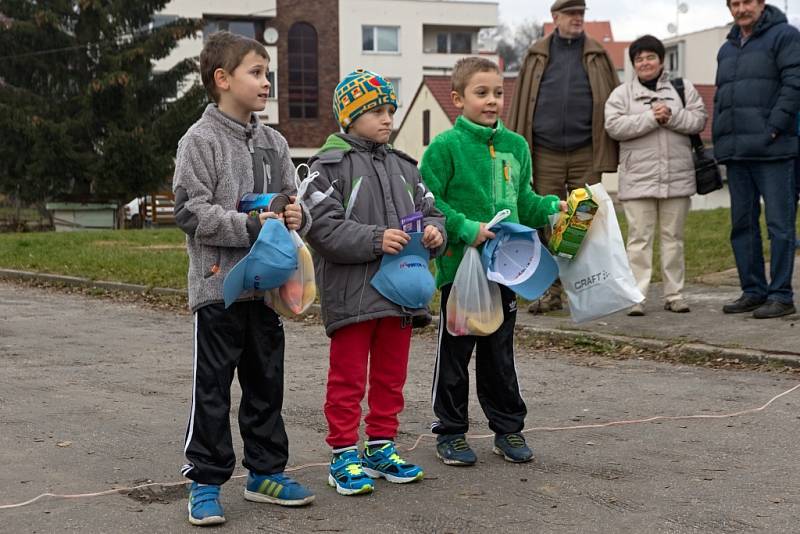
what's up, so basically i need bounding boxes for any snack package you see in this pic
[548,187,599,259]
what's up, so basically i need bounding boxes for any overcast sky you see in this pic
[492,0,798,41]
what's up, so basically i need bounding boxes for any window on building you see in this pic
[435,31,474,54]
[385,77,401,106]
[288,22,318,119]
[362,25,400,53]
[267,71,276,99]
[423,110,431,146]
[203,18,262,41]
[665,45,681,78]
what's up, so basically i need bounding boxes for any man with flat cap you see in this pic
[508,0,619,314]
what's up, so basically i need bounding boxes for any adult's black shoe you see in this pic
[722,295,766,314]
[752,300,796,319]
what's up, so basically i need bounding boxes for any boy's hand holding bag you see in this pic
[554,183,644,323]
[446,210,511,337]
[268,164,318,317]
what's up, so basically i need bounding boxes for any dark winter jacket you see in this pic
[713,5,800,162]
[303,134,446,336]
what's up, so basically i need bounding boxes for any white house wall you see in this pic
[339,0,498,124]
[154,1,279,123]
[392,85,453,161]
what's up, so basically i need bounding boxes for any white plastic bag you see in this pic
[446,246,504,336]
[268,164,318,317]
[556,183,644,323]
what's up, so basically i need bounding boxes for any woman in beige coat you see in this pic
[605,35,706,316]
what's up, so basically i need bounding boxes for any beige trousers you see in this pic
[622,197,691,303]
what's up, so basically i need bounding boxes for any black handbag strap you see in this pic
[670,78,705,153]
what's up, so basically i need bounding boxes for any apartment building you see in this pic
[155,0,498,158]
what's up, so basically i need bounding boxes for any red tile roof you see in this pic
[542,21,630,71]
[422,75,518,124]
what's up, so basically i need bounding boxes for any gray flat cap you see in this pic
[550,0,586,12]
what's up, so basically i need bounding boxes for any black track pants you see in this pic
[431,283,527,436]
[181,300,288,485]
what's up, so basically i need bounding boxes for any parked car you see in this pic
[123,194,175,228]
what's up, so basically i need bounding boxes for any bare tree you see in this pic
[481,20,543,72]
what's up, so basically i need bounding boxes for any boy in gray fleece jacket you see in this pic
[172,31,313,527]
[303,69,446,497]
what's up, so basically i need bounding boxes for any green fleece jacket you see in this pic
[420,115,561,288]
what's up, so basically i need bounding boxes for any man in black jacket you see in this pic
[713,0,800,319]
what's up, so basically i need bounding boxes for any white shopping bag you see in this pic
[556,183,644,323]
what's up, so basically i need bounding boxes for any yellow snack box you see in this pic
[548,187,598,259]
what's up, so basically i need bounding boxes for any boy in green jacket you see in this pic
[420,57,565,466]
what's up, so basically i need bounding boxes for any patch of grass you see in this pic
[1,206,797,291]
[619,207,800,283]
[0,228,188,288]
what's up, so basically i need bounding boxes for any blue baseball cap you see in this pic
[481,222,558,301]
[370,232,435,309]
[222,218,298,308]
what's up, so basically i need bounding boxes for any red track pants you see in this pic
[324,317,412,448]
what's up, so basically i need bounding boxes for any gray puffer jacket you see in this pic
[303,134,446,336]
[173,104,309,312]
[604,72,707,200]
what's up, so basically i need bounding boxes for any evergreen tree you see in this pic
[0,1,206,206]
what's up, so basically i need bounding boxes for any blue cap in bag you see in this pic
[481,222,558,301]
[223,218,298,308]
[370,232,435,309]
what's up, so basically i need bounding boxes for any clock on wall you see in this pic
[263,27,279,45]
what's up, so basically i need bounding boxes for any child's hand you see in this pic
[422,225,443,249]
[559,201,568,212]
[258,211,279,225]
[283,203,303,230]
[471,223,496,247]
[382,229,410,254]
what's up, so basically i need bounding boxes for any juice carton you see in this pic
[548,187,598,259]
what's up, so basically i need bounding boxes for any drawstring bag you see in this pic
[446,246,504,336]
[268,164,318,317]
[556,183,644,323]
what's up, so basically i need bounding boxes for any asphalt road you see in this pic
[1,282,799,533]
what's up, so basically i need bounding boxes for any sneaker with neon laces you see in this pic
[244,472,315,506]
[361,441,424,483]
[328,448,374,496]
[493,433,534,463]
[187,482,225,526]
[435,434,477,466]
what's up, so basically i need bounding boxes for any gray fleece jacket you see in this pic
[303,133,446,336]
[173,104,309,312]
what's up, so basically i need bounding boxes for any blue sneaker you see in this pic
[328,448,374,496]
[362,441,424,483]
[244,472,315,506]
[493,433,534,463]
[436,434,477,466]
[187,482,225,526]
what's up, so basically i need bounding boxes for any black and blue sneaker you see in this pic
[187,482,225,526]
[328,448,374,496]
[244,471,315,506]
[435,434,477,466]
[493,433,534,463]
[362,441,424,483]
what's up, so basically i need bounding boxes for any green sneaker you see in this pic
[362,441,424,483]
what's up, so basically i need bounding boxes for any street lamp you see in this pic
[667,1,689,35]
